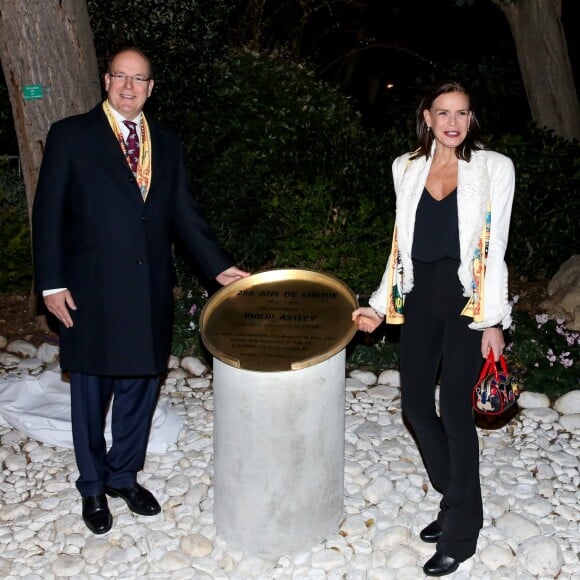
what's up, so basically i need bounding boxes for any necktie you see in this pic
[123,120,140,173]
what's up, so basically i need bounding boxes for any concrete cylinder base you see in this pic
[213,351,346,557]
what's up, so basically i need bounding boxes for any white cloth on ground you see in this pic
[0,369,181,452]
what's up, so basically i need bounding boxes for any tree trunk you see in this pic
[0,0,101,218]
[497,0,580,141]
[0,0,100,321]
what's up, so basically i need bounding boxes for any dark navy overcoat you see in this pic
[32,104,232,375]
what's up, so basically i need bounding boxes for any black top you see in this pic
[412,187,460,262]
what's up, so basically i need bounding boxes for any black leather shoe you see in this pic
[105,483,161,516]
[420,520,443,543]
[423,552,460,577]
[82,494,112,534]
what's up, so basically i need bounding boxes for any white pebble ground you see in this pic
[0,339,579,579]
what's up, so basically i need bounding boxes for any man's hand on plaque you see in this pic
[216,266,251,286]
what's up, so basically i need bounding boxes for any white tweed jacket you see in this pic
[369,147,515,330]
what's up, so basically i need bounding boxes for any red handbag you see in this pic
[473,351,520,415]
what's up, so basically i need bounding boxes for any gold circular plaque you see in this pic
[199,269,359,372]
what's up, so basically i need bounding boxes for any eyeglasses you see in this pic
[109,73,151,85]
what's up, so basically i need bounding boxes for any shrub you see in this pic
[172,48,409,337]
[492,129,580,280]
[170,48,408,357]
[346,325,400,372]
[505,309,580,400]
[0,168,32,292]
[87,0,239,125]
[186,48,398,279]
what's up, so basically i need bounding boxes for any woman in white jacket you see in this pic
[353,80,515,577]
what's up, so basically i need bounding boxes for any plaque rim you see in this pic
[199,268,359,372]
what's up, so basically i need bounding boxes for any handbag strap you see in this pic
[477,351,509,384]
[477,350,497,384]
[497,353,508,376]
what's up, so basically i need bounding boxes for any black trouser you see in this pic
[70,373,160,497]
[400,258,483,561]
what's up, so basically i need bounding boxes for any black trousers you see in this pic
[400,258,483,561]
[70,373,160,497]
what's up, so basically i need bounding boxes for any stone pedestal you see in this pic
[201,269,357,556]
[213,351,346,557]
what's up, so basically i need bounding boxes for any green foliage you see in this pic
[492,129,580,279]
[0,79,17,153]
[346,326,400,372]
[268,176,388,292]
[187,48,403,289]
[0,167,32,292]
[171,284,206,359]
[505,310,580,400]
[86,0,240,125]
[168,48,405,356]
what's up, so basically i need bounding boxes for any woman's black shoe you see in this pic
[419,521,443,543]
[423,552,459,576]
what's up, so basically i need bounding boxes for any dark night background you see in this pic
[0,0,579,152]
[307,0,579,133]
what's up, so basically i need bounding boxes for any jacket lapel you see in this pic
[90,105,132,171]
[89,105,148,204]
[396,153,431,264]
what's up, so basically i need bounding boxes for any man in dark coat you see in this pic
[32,48,248,534]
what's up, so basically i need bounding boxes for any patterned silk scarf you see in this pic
[385,225,405,325]
[385,157,412,324]
[102,100,153,201]
[460,202,491,323]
